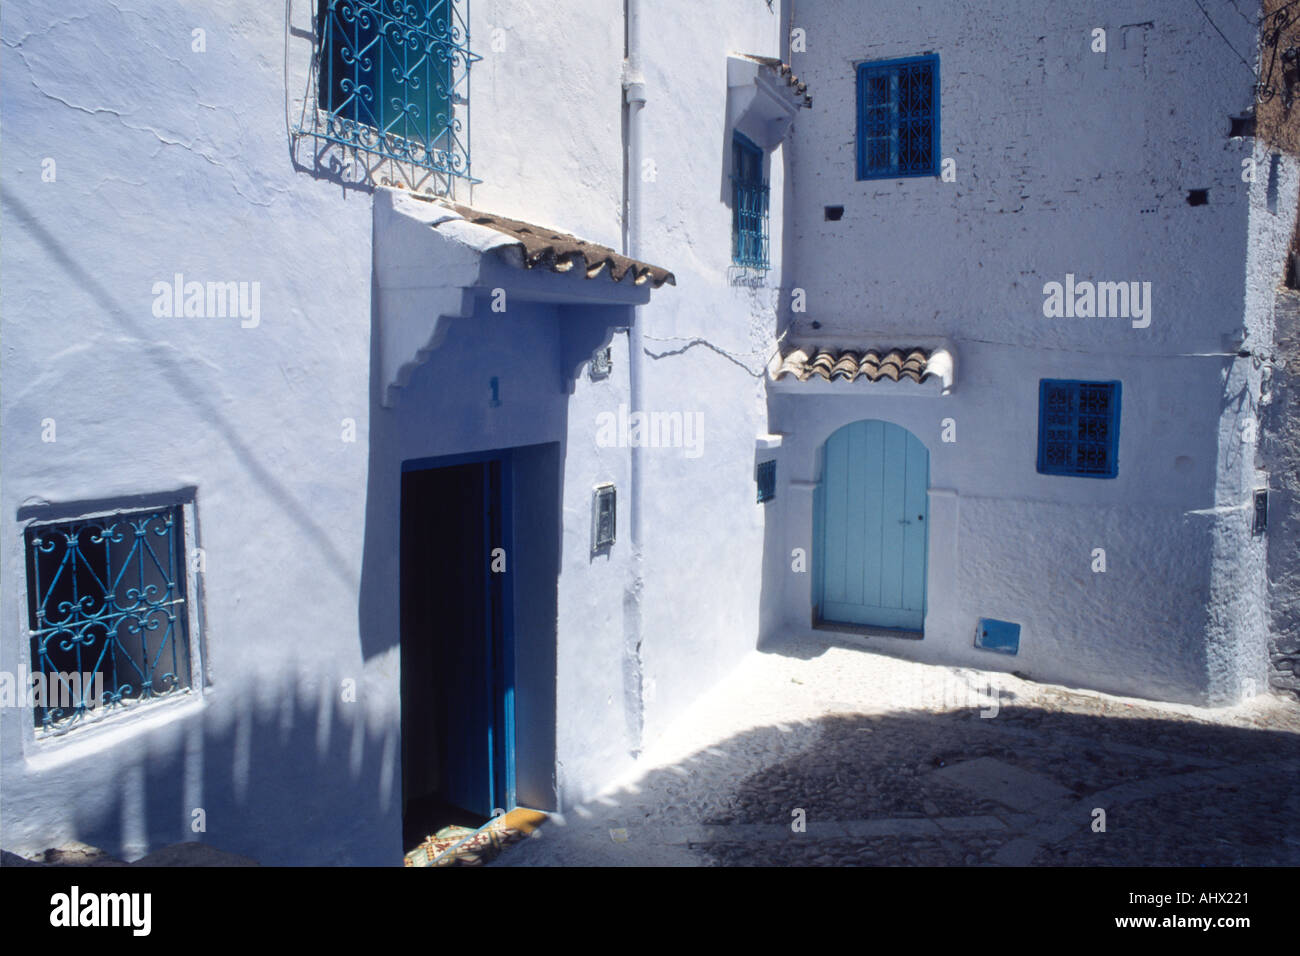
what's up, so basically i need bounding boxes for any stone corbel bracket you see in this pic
[727,54,811,149]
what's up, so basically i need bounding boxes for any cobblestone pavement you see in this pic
[494,634,1300,866]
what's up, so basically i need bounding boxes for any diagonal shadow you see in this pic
[2,188,357,588]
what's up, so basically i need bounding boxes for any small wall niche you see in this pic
[824,205,844,221]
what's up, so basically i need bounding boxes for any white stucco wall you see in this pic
[768,0,1288,704]
[1,0,791,859]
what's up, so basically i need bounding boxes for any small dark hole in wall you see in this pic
[824,205,844,221]
[1286,253,1299,289]
[1229,114,1256,137]
[1186,189,1209,206]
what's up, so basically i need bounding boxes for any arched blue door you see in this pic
[816,420,929,631]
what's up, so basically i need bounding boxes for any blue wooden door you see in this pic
[817,420,928,631]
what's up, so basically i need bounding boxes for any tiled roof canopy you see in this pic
[737,54,812,107]
[773,345,934,383]
[427,198,676,288]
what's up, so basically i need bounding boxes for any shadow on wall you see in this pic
[3,669,401,866]
[492,704,1300,867]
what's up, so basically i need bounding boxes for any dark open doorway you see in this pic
[400,454,514,850]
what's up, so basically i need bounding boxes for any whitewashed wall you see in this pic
[767,0,1291,704]
[0,0,789,860]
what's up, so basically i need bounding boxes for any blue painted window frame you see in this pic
[856,54,940,180]
[731,131,770,270]
[1036,379,1122,479]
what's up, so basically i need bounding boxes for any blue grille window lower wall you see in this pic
[856,54,939,180]
[732,132,770,270]
[24,506,194,735]
[1037,380,1122,478]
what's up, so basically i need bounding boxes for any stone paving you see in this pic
[494,634,1300,866]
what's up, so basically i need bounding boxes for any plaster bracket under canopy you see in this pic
[373,187,672,407]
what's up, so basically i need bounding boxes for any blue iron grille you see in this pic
[856,55,939,180]
[24,506,192,734]
[305,0,479,183]
[732,132,770,269]
[1037,380,1121,478]
[756,459,777,503]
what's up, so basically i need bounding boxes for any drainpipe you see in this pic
[622,0,646,755]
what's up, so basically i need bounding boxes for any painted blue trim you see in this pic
[1036,379,1122,479]
[856,53,940,181]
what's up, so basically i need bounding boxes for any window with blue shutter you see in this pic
[732,132,770,269]
[1037,380,1121,478]
[856,54,939,180]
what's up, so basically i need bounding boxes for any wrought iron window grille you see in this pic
[1037,380,1121,479]
[856,54,939,180]
[23,505,195,736]
[731,131,770,271]
[292,0,480,193]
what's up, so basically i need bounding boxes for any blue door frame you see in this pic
[402,449,516,815]
[815,420,929,632]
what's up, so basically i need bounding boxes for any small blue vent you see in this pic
[975,618,1020,655]
[756,459,776,503]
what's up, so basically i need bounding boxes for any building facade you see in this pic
[1,0,1295,865]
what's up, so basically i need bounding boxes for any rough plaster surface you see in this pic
[1263,292,1300,696]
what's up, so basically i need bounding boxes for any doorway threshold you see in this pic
[404,807,548,868]
[814,621,924,642]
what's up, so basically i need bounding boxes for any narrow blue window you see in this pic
[1037,380,1121,478]
[732,132,769,270]
[856,54,939,180]
[756,459,777,503]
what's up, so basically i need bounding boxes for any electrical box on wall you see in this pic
[975,618,1021,655]
[591,483,616,553]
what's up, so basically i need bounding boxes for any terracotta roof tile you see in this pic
[739,54,812,107]
[417,197,676,288]
[774,345,934,384]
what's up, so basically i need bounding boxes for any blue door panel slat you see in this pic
[844,421,870,606]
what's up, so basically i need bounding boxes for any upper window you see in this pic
[732,131,769,270]
[856,54,939,180]
[1037,380,1121,479]
[24,505,195,736]
[308,0,477,183]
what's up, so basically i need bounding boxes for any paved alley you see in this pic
[494,634,1300,866]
